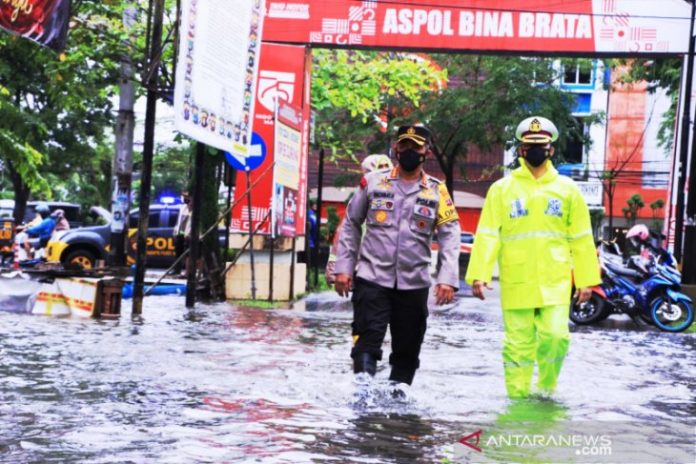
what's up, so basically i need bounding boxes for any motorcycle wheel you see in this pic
[650,296,694,332]
[570,293,608,325]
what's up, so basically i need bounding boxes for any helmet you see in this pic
[34,202,50,216]
[515,116,559,144]
[626,224,650,242]
[361,154,393,173]
[626,224,650,250]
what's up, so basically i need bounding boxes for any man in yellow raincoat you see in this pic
[465,116,600,398]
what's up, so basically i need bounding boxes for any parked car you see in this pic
[0,200,82,228]
[46,204,181,269]
[430,231,475,275]
[46,203,227,269]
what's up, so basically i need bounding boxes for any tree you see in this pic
[310,49,445,162]
[408,55,602,194]
[622,193,645,226]
[0,1,138,222]
[650,198,665,231]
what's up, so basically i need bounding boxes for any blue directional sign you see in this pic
[225,132,267,171]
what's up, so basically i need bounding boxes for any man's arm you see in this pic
[333,180,369,296]
[465,182,502,291]
[568,185,601,289]
[434,183,460,291]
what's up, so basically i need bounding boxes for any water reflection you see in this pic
[0,294,693,463]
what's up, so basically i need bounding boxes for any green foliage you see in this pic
[622,193,645,226]
[326,206,339,244]
[311,49,444,160]
[589,208,605,240]
[649,198,665,232]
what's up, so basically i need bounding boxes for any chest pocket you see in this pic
[410,201,436,235]
[367,196,395,227]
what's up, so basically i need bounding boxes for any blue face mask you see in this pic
[397,149,425,172]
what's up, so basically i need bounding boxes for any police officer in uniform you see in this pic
[465,116,600,398]
[334,124,461,386]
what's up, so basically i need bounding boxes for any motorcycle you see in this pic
[570,241,694,332]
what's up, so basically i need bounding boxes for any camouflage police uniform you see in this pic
[335,165,460,385]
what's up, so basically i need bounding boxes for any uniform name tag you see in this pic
[416,198,437,208]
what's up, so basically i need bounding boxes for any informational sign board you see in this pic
[229,43,310,236]
[174,0,265,155]
[263,0,691,55]
[576,181,604,207]
[0,0,72,50]
[225,132,267,172]
[272,100,304,238]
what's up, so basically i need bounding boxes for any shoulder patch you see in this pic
[436,184,458,226]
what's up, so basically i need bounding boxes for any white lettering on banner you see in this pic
[576,181,603,207]
[257,71,295,113]
[383,9,592,40]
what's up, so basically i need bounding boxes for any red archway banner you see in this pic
[0,0,72,51]
[263,0,691,56]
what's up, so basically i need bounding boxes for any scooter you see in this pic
[570,244,694,332]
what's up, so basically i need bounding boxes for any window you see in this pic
[564,117,586,165]
[168,210,179,228]
[148,211,160,228]
[561,59,593,85]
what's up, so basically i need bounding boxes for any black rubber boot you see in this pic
[389,366,416,385]
[353,352,377,376]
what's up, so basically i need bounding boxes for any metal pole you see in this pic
[674,0,696,262]
[313,147,325,287]
[110,3,137,267]
[269,236,275,301]
[290,236,296,300]
[224,165,233,254]
[186,142,205,308]
[246,168,257,300]
[132,0,165,317]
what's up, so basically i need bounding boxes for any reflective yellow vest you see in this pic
[465,161,601,310]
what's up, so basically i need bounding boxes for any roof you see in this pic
[310,187,485,209]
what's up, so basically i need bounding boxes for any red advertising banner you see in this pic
[0,0,72,51]
[230,43,310,235]
[272,100,304,238]
[264,0,691,55]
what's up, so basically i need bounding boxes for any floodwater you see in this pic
[0,287,694,463]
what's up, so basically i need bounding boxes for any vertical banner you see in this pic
[272,100,303,238]
[174,0,264,155]
[0,0,72,51]
[230,43,309,235]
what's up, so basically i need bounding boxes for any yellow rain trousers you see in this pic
[466,160,600,397]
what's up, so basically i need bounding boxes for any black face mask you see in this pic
[523,146,550,167]
[397,149,425,172]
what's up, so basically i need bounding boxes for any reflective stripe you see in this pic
[503,360,536,368]
[569,229,593,241]
[478,226,499,237]
[501,231,568,242]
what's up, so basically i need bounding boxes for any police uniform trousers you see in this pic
[502,304,570,398]
[351,278,429,380]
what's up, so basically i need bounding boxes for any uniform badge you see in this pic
[375,210,389,223]
[545,198,563,217]
[509,198,528,218]
[377,177,392,189]
[416,205,434,218]
[416,219,428,230]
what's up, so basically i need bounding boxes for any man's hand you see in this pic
[472,280,493,300]
[334,273,353,297]
[574,287,592,304]
[435,284,455,305]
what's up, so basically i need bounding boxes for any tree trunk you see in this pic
[8,160,30,224]
[200,149,224,300]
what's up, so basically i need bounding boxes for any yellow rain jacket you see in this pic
[465,161,600,310]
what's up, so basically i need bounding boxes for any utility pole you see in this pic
[109,3,137,267]
[132,0,165,317]
[674,0,696,263]
[185,142,205,308]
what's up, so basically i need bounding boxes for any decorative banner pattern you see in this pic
[263,0,691,55]
[0,0,72,51]
[229,43,310,236]
[174,0,265,155]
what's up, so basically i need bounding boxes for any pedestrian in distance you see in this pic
[173,191,192,277]
[465,116,601,399]
[334,124,461,388]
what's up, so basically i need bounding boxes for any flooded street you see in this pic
[1,287,694,463]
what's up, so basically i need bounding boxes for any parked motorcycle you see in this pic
[570,240,694,332]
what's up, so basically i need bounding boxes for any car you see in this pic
[430,231,475,275]
[46,204,183,269]
[46,203,228,269]
[0,200,82,228]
